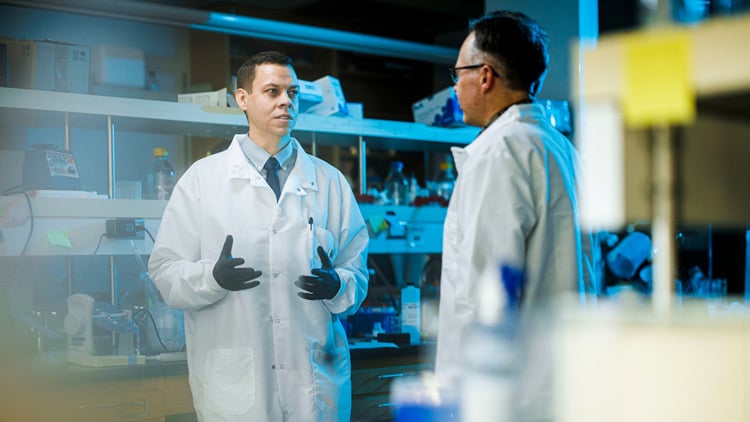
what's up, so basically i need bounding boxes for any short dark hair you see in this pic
[469,10,549,96]
[236,51,294,91]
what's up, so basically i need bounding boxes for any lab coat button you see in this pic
[272,364,275,369]
[283,410,289,415]
[272,272,279,278]
[275,318,280,323]
[279,364,285,369]
[272,229,278,234]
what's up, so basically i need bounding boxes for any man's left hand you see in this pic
[295,246,341,300]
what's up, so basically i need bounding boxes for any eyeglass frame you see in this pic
[448,63,500,84]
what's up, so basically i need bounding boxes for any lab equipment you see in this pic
[22,147,81,191]
[385,161,409,205]
[130,244,185,354]
[64,293,144,366]
[606,231,652,280]
[145,147,175,200]
[345,306,398,339]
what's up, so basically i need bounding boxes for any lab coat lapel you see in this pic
[284,139,319,197]
[225,136,260,180]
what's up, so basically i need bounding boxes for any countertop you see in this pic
[31,342,436,385]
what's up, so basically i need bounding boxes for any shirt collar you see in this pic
[479,98,534,135]
[239,135,296,172]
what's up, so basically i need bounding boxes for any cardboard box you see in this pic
[411,86,464,127]
[5,39,90,94]
[92,44,145,88]
[305,75,349,117]
[298,79,323,112]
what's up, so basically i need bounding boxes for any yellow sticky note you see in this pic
[47,230,72,248]
[623,29,695,127]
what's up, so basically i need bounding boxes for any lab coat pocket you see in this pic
[311,346,351,414]
[201,348,255,416]
[308,226,335,267]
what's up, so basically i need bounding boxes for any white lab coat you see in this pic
[434,103,589,413]
[148,135,369,422]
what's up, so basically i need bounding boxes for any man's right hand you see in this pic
[212,235,262,291]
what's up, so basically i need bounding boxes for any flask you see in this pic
[385,161,409,205]
[436,160,456,201]
[400,283,421,345]
[147,147,175,200]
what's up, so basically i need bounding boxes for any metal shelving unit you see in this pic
[0,87,475,256]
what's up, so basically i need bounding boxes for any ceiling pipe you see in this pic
[4,0,459,65]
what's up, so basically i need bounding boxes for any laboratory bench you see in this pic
[2,342,434,422]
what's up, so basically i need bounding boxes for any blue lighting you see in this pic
[198,12,458,64]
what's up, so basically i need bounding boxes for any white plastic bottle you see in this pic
[400,283,421,345]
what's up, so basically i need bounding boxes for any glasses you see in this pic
[448,63,500,84]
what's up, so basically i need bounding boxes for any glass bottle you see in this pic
[436,160,456,201]
[146,147,175,200]
[385,161,409,205]
[408,172,419,204]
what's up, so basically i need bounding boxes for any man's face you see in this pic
[453,32,483,127]
[238,63,299,140]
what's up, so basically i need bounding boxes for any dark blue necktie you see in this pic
[264,157,281,201]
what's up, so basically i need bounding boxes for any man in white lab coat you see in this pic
[434,10,595,420]
[148,51,369,422]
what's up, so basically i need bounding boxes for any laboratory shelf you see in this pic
[0,85,470,256]
[0,196,448,256]
[0,87,479,150]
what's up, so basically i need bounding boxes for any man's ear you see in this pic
[235,88,249,110]
[480,67,495,94]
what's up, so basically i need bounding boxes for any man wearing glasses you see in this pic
[434,10,594,420]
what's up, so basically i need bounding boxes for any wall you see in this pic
[483,0,593,101]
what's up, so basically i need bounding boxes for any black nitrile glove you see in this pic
[295,246,341,300]
[212,235,262,291]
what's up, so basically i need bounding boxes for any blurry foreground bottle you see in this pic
[461,264,523,422]
[385,161,409,205]
[145,147,175,200]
